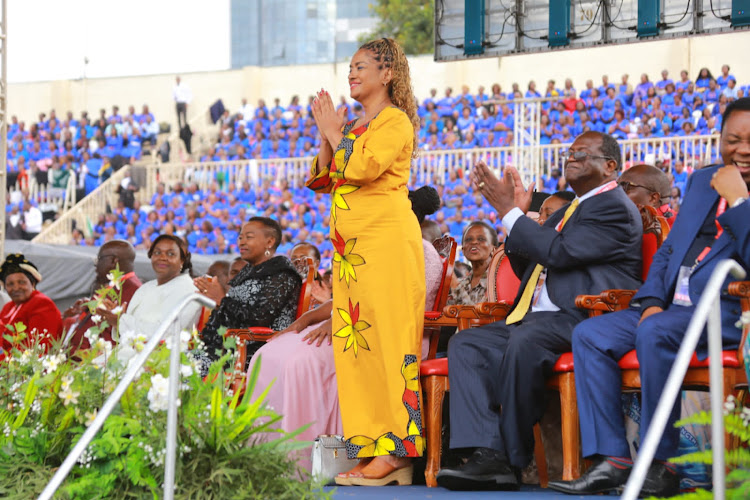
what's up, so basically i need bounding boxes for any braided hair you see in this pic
[359,38,420,157]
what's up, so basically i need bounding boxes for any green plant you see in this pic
[659,396,750,500]
[0,270,329,499]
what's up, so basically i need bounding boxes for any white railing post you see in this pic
[621,259,746,500]
[37,293,215,500]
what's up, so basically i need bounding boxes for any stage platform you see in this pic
[326,485,603,499]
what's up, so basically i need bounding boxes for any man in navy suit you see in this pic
[549,98,750,496]
[436,131,643,491]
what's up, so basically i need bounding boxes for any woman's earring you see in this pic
[264,249,271,256]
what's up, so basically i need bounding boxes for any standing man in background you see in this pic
[173,76,192,129]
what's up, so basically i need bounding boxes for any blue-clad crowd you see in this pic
[202,65,743,162]
[5,105,158,197]
[67,65,742,257]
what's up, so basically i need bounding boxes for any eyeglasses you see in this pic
[562,150,614,162]
[94,253,117,264]
[617,180,657,194]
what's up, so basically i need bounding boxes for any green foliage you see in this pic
[0,271,329,499]
[359,0,434,55]
[661,395,750,500]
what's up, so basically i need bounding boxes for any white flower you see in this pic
[59,387,80,406]
[19,350,32,366]
[741,407,750,427]
[42,353,66,374]
[147,374,176,412]
[180,364,193,378]
[131,334,148,353]
[165,330,192,352]
[723,395,736,415]
[85,409,98,427]
[83,328,99,344]
[60,374,74,391]
[95,338,113,355]
[91,314,103,324]
[110,305,124,315]
[107,272,120,290]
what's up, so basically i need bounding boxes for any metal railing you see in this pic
[8,170,77,213]
[33,133,722,245]
[138,133,721,200]
[38,293,216,500]
[621,259,747,500]
[31,166,130,245]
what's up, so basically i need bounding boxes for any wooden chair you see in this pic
[420,205,670,488]
[420,245,521,487]
[422,235,459,359]
[539,205,671,482]
[225,256,316,393]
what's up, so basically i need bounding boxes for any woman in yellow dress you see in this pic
[308,38,425,486]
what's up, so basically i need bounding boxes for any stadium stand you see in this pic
[18,66,745,259]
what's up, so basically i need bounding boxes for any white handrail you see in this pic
[38,293,216,500]
[621,259,747,500]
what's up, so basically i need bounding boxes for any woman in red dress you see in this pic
[0,254,62,359]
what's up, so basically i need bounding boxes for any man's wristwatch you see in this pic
[731,196,748,209]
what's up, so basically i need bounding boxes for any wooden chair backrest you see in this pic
[291,256,316,317]
[431,235,457,312]
[486,244,522,304]
[639,205,671,281]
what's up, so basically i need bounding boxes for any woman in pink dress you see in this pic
[246,187,442,471]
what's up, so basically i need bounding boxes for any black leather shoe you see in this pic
[548,456,630,495]
[436,447,519,491]
[640,462,679,497]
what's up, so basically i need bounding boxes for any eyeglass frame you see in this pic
[617,180,672,200]
[561,150,615,163]
[94,253,118,265]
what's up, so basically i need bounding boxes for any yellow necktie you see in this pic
[506,198,579,325]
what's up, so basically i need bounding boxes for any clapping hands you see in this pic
[472,161,534,218]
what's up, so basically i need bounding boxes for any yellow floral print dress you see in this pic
[307,106,426,458]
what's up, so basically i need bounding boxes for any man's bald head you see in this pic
[420,220,442,244]
[619,164,671,208]
[96,240,136,284]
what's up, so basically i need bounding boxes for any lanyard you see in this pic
[555,180,618,231]
[694,198,727,265]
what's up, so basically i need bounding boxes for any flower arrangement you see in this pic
[0,268,328,499]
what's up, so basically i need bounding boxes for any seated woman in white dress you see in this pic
[115,234,202,339]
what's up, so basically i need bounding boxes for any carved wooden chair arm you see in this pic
[473,301,513,322]
[728,281,750,303]
[575,289,637,317]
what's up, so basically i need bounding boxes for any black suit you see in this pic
[447,185,642,468]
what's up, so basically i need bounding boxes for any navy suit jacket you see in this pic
[634,165,750,343]
[505,185,643,318]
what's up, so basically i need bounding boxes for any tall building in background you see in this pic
[231,0,376,68]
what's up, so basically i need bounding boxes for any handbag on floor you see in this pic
[310,435,359,485]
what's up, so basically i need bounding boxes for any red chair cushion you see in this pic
[495,256,521,304]
[424,311,443,320]
[641,233,658,282]
[420,358,448,376]
[553,352,575,372]
[618,349,741,369]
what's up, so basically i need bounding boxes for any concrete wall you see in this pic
[9,31,750,135]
